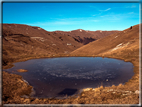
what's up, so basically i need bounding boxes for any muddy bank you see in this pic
[2,53,139,104]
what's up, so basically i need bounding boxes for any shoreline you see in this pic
[2,54,140,104]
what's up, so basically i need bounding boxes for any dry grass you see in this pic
[2,24,140,104]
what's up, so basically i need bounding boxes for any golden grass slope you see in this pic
[2,24,140,104]
[69,24,140,104]
[71,24,139,57]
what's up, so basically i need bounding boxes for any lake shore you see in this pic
[2,52,140,105]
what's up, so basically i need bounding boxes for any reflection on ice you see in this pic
[4,57,134,98]
[42,67,111,80]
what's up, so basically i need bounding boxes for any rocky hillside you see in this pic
[54,29,120,45]
[2,24,83,67]
[71,24,139,59]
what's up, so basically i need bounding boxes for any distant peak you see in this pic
[75,29,84,32]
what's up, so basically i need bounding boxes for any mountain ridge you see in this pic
[54,29,120,44]
[2,24,83,67]
[71,24,139,58]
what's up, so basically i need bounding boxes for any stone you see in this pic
[17,69,28,72]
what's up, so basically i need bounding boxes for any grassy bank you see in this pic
[2,52,140,104]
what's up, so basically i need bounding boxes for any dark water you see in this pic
[4,57,134,98]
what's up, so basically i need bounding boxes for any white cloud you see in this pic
[28,17,102,27]
[28,18,87,26]
[128,12,134,14]
[97,11,139,23]
[92,20,99,22]
[29,21,75,26]
[105,8,111,11]
[131,5,136,8]
[99,8,111,12]
[28,10,139,28]
[126,5,137,8]
[52,21,73,25]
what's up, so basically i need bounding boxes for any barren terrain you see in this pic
[2,24,140,105]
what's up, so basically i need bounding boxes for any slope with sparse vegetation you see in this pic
[2,24,140,104]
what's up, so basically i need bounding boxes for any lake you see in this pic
[4,57,134,99]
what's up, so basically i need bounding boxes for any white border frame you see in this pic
[1,0,141,106]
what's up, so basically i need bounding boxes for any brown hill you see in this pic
[69,24,140,104]
[71,24,139,58]
[2,24,83,67]
[2,24,140,104]
[54,29,120,45]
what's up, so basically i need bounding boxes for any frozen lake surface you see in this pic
[4,57,134,98]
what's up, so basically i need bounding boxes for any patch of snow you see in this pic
[80,29,82,32]
[111,43,123,51]
[38,28,41,30]
[111,42,130,51]
[117,43,123,47]
[67,43,71,45]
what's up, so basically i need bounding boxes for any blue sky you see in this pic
[2,2,140,31]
